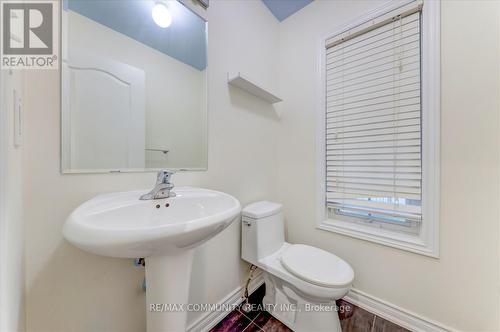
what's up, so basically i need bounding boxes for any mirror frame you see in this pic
[59,0,209,174]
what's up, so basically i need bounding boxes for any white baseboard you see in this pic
[344,288,458,332]
[187,272,265,332]
[187,274,458,332]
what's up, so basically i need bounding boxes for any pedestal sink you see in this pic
[63,187,241,332]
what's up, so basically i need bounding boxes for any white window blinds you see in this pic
[325,3,423,225]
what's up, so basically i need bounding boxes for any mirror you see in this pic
[61,0,207,173]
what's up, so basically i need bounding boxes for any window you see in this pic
[316,0,439,257]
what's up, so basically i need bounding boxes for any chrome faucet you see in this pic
[140,170,176,200]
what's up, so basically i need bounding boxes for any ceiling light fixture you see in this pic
[152,1,172,28]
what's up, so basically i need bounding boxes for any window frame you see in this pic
[315,0,440,258]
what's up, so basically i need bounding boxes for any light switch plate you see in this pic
[13,89,22,147]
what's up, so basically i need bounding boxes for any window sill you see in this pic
[317,218,439,258]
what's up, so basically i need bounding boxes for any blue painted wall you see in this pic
[66,0,207,71]
[262,0,313,22]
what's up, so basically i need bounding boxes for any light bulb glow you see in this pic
[152,2,172,28]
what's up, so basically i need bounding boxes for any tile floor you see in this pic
[210,284,410,332]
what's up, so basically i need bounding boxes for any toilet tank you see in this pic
[241,201,284,265]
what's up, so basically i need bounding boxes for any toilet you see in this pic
[241,201,354,332]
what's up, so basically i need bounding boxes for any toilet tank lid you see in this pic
[242,201,282,219]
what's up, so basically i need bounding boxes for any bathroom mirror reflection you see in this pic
[61,0,208,173]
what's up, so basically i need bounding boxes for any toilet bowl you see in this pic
[241,201,354,332]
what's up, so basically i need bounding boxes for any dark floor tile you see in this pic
[242,322,264,332]
[372,316,410,332]
[336,299,355,320]
[251,311,272,328]
[238,303,263,321]
[210,309,252,332]
[252,311,292,332]
[337,301,375,332]
[238,283,266,320]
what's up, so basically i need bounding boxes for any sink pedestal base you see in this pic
[145,249,194,332]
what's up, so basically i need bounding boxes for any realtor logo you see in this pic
[1,0,58,69]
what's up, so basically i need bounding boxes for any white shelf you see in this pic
[227,72,282,104]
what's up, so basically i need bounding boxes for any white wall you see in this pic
[0,69,26,332]
[24,1,279,331]
[22,1,500,331]
[276,1,500,331]
[66,10,206,170]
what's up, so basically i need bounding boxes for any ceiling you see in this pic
[64,0,313,71]
[262,0,314,22]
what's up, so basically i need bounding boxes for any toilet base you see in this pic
[262,273,342,332]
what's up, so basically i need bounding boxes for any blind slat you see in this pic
[327,132,420,145]
[327,105,420,123]
[327,39,420,74]
[327,54,420,83]
[327,125,421,140]
[326,188,421,201]
[326,160,421,167]
[327,112,420,130]
[327,67,419,92]
[326,192,421,202]
[327,74,420,99]
[327,62,420,88]
[327,166,421,173]
[327,172,422,180]
[328,145,420,155]
[326,37,420,69]
[328,177,421,188]
[327,95,420,114]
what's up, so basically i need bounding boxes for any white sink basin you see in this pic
[63,187,241,258]
[62,186,241,332]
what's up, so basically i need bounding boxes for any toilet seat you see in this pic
[280,244,354,288]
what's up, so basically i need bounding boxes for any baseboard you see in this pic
[187,271,265,332]
[344,288,458,332]
[187,274,458,332]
